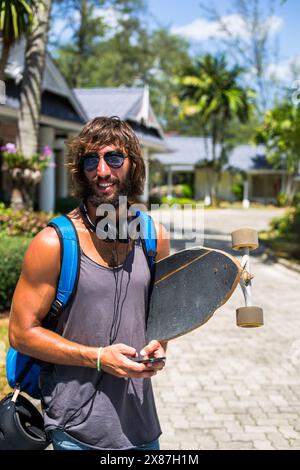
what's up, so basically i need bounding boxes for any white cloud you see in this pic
[171,14,283,42]
[50,18,73,43]
[94,7,122,30]
[267,55,300,82]
[264,16,283,36]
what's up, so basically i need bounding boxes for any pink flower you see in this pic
[42,145,53,157]
[1,143,17,153]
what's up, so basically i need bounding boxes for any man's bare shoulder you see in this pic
[30,226,61,251]
[22,226,61,281]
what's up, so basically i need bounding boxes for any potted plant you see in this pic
[0,143,52,210]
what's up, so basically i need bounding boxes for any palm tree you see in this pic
[18,0,52,158]
[0,0,33,80]
[178,54,253,204]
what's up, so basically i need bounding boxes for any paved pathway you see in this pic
[150,208,300,450]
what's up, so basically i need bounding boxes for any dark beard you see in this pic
[84,175,133,208]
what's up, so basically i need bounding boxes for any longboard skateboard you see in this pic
[146,228,263,343]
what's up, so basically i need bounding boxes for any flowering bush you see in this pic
[1,142,51,172]
[0,203,53,237]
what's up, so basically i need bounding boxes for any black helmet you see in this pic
[0,390,50,450]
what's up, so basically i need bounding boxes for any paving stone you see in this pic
[244,426,279,434]
[266,433,290,449]
[253,441,275,450]
[289,440,300,447]
[278,427,299,439]
[210,430,232,442]
[218,441,254,450]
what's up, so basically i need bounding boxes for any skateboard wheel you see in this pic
[231,228,258,251]
[236,306,263,328]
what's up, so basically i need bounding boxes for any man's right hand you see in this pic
[99,343,157,379]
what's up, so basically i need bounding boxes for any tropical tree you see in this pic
[255,101,300,205]
[51,0,146,88]
[0,0,33,80]
[18,0,52,159]
[177,53,254,204]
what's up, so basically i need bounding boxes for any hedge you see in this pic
[0,235,32,311]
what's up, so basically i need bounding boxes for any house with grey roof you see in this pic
[153,136,292,205]
[0,40,88,211]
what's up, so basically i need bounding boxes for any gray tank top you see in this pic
[40,238,162,450]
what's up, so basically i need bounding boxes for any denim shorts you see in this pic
[50,429,160,451]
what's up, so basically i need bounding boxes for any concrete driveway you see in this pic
[150,207,300,450]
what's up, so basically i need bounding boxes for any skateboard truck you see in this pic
[231,228,264,328]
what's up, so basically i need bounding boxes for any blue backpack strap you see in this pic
[136,210,157,274]
[6,215,80,398]
[45,215,80,327]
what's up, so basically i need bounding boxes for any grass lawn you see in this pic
[0,315,10,399]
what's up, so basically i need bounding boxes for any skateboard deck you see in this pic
[146,247,242,343]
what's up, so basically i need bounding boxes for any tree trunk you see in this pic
[285,174,298,206]
[0,40,11,81]
[18,0,52,159]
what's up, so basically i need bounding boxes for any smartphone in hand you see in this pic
[131,357,166,364]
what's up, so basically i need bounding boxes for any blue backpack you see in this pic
[6,211,157,399]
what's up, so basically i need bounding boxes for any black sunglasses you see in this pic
[81,151,127,171]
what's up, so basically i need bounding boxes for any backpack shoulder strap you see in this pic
[136,210,157,274]
[45,215,80,327]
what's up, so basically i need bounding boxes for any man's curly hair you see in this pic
[67,116,145,200]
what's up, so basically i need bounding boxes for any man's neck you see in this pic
[84,199,129,225]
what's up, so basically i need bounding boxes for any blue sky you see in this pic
[147,0,300,78]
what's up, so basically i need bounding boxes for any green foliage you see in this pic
[0,0,33,81]
[177,54,254,145]
[180,184,193,199]
[0,0,33,42]
[276,192,288,207]
[254,101,300,174]
[225,113,261,146]
[0,203,53,236]
[292,192,300,208]
[149,159,165,188]
[150,184,193,200]
[231,182,243,201]
[254,101,300,205]
[0,318,10,398]
[160,197,198,207]
[270,208,300,240]
[264,207,300,261]
[0,235,31,311]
